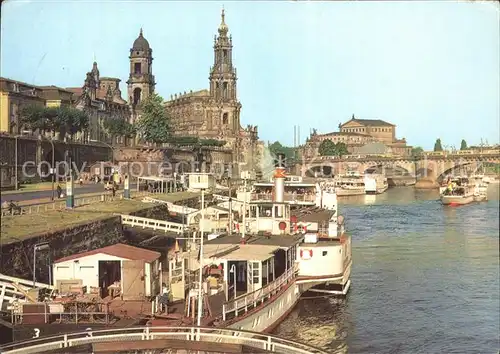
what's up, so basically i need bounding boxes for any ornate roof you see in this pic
[132,28,150,51]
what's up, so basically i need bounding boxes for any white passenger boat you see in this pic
[333,171,366,196]
[152,165,352,333]
[364,174,388,194]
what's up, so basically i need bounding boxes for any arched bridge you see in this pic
[297,152,500,182]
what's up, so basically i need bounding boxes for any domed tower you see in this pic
[127,28,155,115]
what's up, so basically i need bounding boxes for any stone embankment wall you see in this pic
[0,195,202,281]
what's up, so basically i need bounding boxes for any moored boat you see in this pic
[364,174,388,194]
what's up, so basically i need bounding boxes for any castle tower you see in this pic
[127,28,155,112]
[209,9,240,133]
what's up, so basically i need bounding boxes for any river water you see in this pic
[274,184,500,354]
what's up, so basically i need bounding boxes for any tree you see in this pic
[20,105,89,139]
[335,142,349,156]
[460,139,468,150]
[411,146,424,156]
[433,138,443,151]
[268,141,297,161]
[135,93,171,144]
[103,116,136,142]
[318,139,337,156]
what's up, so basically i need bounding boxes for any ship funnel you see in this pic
[273,153,286,203]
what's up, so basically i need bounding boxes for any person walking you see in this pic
[56,185,63,199]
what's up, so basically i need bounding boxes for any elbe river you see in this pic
[274,184,500,354]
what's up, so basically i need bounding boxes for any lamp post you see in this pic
[65,150,74,208]
[197,187,205,327]
[33,243,50,288]
[229,264,237,300]
[39,137,56,200]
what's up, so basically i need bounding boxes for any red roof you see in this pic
[54,243,161,264]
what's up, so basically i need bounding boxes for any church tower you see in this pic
[209,9,241,133]
[127,29,155,116]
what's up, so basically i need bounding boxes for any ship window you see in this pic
[322,251,328,256]
[252,262,260,284]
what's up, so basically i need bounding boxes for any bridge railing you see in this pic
[120,214,185,234]
[0,326,328,354]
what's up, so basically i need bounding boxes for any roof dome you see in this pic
[132,28,150,51]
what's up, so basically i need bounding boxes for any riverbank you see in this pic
[0,191,198,243]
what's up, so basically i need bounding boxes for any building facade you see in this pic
[164,10,261,174]
[0,78,46,134]
[66,62,131,144]
[304,115,412,158]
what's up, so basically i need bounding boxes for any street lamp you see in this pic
[33,242,50,288]
[38,136,56,200]
[14,132,31,190]
[229,264,237,300]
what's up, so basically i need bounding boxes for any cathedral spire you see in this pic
[218,7,228,36]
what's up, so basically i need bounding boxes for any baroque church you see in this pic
[66,9,261,173]
[163,9,261,173]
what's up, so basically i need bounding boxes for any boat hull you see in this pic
[223,280,304,333]
[441,195,474,205]
[473,194,487,202]
[335,188,365,196]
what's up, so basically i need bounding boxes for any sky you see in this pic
[1,0,499,150]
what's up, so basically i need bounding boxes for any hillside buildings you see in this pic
[0,10,262,173]
[303,115,412,158]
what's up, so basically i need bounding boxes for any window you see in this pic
[222,112,228,124]
[252,262,259,284]
[223,82,228,99]
[223,49,228,62]
[134,62,141,74]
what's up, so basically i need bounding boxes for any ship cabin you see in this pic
[247,182,317,206]
[201,234,302,301]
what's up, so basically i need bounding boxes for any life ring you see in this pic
[300,249,313,259]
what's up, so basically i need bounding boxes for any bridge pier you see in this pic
[414,177,439,189]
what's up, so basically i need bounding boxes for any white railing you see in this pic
[222,264,298,321]
[120,215,185,234]
[0,326,327,354]
[251,193,316,203]
[141,196,198,214]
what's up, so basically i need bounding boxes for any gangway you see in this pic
[141,196,198,214]
[120,215,186,235]
[0,273,53,312]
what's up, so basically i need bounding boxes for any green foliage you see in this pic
[460,139,468,150]
[136,93,171,144]
[433,138,443,151]
[411,146,424,156]
[268,141,297,160]
[318,139,348,156]
[20,105,89,138]
[103,117,136,139]
[168,136,226,147]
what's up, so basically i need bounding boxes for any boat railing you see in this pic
[222,264,298,321]
[0,326,327,354]
[251,193,316,203]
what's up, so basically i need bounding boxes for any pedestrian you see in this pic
[159,283,170,314]
[56,185,62,199]
[112,185,116,197]
[79,177,83,186]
